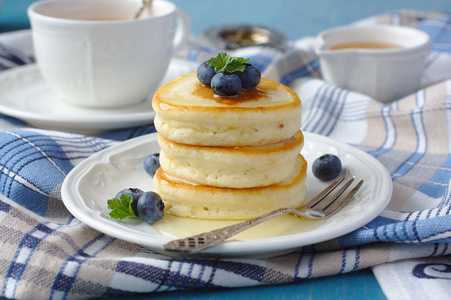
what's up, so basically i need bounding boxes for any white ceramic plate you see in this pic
[61,132,392,258]
[0,59,197,134]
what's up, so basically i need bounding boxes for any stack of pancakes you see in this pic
[152,73,307,220]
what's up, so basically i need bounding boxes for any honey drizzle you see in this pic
[192,82,268,105]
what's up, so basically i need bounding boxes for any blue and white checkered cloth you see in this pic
[1,10,451,300]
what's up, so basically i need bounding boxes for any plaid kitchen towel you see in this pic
[1,9,451,300]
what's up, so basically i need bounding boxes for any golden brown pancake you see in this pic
[154,154,308,220]
[151,70,307,220]
[152,73,302,147]
[158,130,304,188]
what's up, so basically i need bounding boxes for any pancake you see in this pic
[158,130,304,188]
[154,154,308,220]
[152,72,302,147]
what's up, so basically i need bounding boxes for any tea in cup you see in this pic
[28,0,190,108]
[316,25,430,103]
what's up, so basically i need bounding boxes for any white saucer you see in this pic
[61,132,393,258]
[0,59,197,135]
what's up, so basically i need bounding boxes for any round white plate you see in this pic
[0,59,197,135]
[61,132,392,258]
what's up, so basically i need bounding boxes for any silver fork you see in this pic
[163,176,364,252]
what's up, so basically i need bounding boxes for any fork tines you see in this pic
[309,176,364,215]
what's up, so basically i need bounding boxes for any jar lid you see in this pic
[203,24,286,50]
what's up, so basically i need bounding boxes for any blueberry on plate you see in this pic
[236,64,261,90]
[137,191,165,224]
[312,154,342,181]
[211,72,242,96]
[197,61,216,86]
[144,153,160,176]
[115,188,144,217]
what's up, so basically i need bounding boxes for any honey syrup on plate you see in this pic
[153,214,326,240]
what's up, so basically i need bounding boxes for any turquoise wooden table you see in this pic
[1,1,450,299]
[1,0,450,38]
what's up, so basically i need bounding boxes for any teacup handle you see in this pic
[173,8,191,52]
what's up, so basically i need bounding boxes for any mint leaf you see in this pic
[207,52,230,73]
[225,57,248,72]
[207,52,250,73]
[107,194,140,220]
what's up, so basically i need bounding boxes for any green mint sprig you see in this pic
[206,52,249,73]
[107,194,140,220]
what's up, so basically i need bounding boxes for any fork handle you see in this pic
[163,207,293,252]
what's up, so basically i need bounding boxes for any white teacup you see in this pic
[316,25,430,103]
[28,0,190,109]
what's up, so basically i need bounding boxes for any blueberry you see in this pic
[312,154,342,181]
[144,153,160,176]
[197,61,216,86]
[211,72,242,96]
[115,188,144,217]
[236,64,261,90]
[137,191,165,224]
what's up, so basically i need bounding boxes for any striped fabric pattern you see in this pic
[0,10,450,299]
